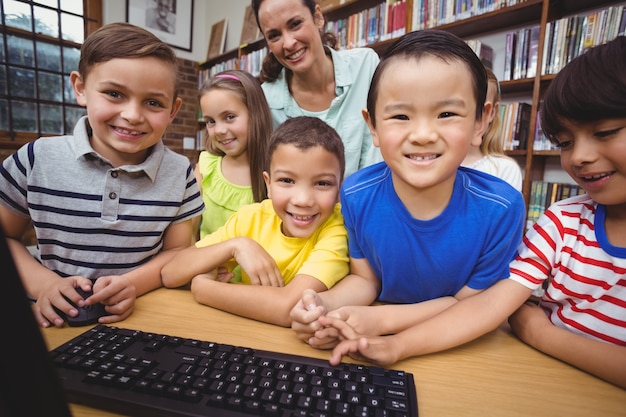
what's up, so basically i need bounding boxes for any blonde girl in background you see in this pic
[194,70,273,240]
[462,67,523,191]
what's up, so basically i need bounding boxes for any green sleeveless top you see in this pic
[198,151,255,239]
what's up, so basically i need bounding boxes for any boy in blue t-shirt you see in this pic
[290,29,526,365]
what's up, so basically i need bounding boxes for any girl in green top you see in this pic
[194,70,273,239]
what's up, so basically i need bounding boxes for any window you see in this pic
[1,0,101,148]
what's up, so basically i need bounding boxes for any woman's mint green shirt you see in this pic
[261,47,383,178]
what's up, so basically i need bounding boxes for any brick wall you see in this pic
[166,56,201,165]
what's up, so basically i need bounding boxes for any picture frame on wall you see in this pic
[126,0,194,52]
[207,18,228,60]
[240,5,261,46]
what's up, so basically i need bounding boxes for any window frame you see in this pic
[0,0,102,151]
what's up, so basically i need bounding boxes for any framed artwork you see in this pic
[126,0,194,52]
[240,5,261,46]
[207,18,228,60]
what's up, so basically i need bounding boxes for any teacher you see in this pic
[252,0,382,177]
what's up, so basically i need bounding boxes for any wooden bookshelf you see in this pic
[199,0,626,220]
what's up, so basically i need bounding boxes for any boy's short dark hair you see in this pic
[366,29,487,127]
[78,22,180,98]
[541,36,626,143]
[266,116,346,182]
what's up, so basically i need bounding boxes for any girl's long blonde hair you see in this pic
[481,67,507,157]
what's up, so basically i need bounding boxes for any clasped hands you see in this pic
[290,289,400,366]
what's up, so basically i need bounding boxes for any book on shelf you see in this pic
[526,25,540,78]
[514,103,532,151]
[526,181,585,228]
[466,39,494,69]
[514,28,528,80]
[532,108,559,151]
[541,21,552,76]
[503,31,516,81]
[550,18,564,74]
[501,102,531,151]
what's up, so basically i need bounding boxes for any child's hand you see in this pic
[328,335,400,367]
[508,301,552,345]
[308,306,372,349]
[321,306,382,337]
[290,289,329,345]
[88,275,137,323]
[215,266,234,282]
[35,276,94,328]
[193,268,233,283]
[232,238,283,286]
[303,305,384,349]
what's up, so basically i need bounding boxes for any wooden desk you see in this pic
[42,288,626,417]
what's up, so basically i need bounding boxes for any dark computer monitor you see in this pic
[0,225,73,417]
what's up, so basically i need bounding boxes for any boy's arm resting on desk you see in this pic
[162,236,282,288]
[318,297,458,342]
[509,302,626,389]
[121,219,197,296]
[161,236,236,288]
[328,278,533,366]
[191,273,328,327]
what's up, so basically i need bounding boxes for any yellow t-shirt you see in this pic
[197,151,255,239]
[195,199,348,288]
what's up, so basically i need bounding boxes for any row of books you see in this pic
[198,47,267,86]
[502,25,540,81]
[500,102,531,151]
[411,0,529,30]
[541,5,626,75]
[238,48,267,77]
[325,0,407,50]
[200,60,237,84]
[526,181,585,228]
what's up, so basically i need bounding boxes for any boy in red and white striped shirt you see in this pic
[508,36,626,389]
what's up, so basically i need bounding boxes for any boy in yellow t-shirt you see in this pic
[162,116,348,326]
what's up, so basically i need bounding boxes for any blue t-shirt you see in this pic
[340,162,525,303]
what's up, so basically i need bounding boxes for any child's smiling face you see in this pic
[72,56,181,167]
[201,88,250,159]
[555,117,626,209]
[365,56,488,201]
[263,143,341,238]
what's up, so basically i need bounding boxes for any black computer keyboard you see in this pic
[51,324,418,417]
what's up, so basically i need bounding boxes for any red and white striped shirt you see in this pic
[510,194,626,345]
